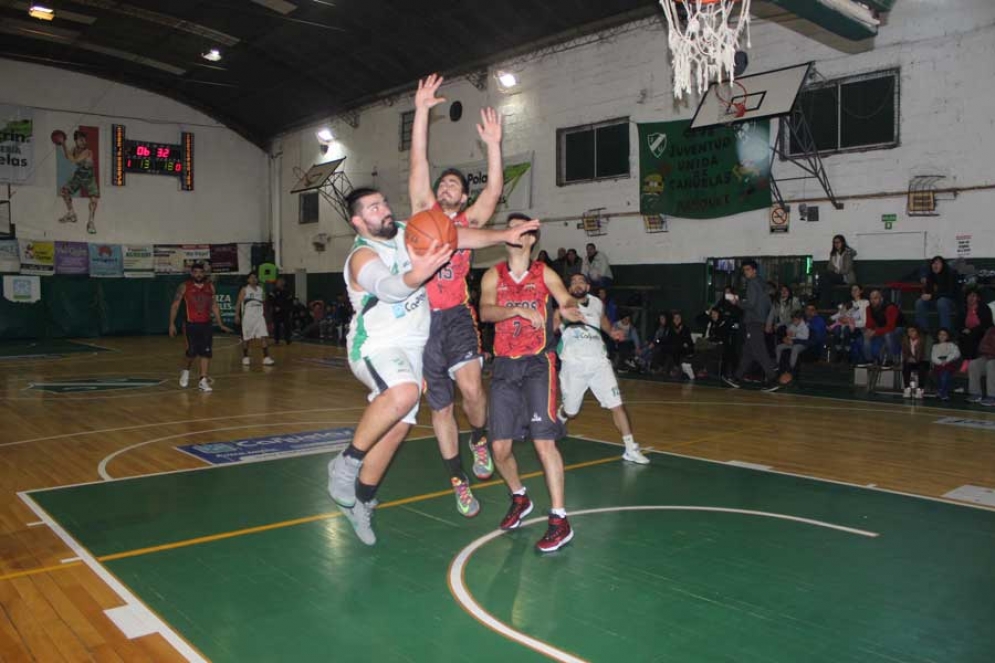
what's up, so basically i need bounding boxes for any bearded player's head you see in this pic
[569,273,590,299]
[346,187,397,240]
[190,262,206,283]
[505,212,538,255]
[434,168,469,213]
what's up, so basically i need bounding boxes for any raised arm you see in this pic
[168,283,184,337]
[543,265,582,323]
[409,74,446,214]
[464,108,503,228]
[456,219,540,250]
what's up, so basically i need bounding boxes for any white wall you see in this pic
[1,59,269,244]
[278,0,995,272]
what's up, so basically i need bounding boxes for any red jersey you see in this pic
[425,203,471,311]
[183,280,215,324]
[493,261,553,358]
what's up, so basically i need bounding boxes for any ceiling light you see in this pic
[315,128,334,143]
[28,4,55,20]
[201,48,222,62]
[497,72,517,88]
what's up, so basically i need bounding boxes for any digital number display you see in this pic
[111,124,194,190]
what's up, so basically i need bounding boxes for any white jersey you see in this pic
[344,222,430,361]
[558,296,608,362]
[241,285,265,316]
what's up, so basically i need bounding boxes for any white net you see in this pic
[659,0,752,100]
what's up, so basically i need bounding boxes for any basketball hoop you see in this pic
[714,79,749,123]
[658,0,752,99]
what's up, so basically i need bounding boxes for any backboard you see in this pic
[690,63,811,130]
[289,157,346,194]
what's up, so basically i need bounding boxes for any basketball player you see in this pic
[327,188,540,545]
[234,271,274,366]
[169,262,232,392]
[556,273,649,465]
[409,73,504,517]
[58,130,99,234]
[480,213,584,553]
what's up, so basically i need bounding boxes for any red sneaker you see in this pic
[536,514,574,553]
[499,493,533,530]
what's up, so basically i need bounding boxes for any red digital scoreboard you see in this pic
[111,124,194,191]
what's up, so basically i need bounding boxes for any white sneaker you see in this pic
[915,388,924,399]
[903,387,911,398]
[198,377,213,392]
[242,356,251,366]
[263,356,275,366]
[622,446,650,465]
[179,369,190,388]
[681,363,695,380]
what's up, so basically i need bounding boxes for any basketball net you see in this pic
[659,0,752,99]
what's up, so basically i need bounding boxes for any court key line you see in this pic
[447,505,880,663]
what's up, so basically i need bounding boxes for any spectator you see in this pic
[583,243,613,287]
[829,284,869,363]
[776,310,809,376]
[862,288,905,367]
[916,255,958,333]
[663,311,695,380]
[967,326,995,406]
[551,248,567,279]
[644,312,671,370]
[958,289,993,361]
[596,287,619,324]
[766,284,802,338]
[804,303,828,358]
[701,307,735,378]
[900,325,929,399]
[932,327,961,402]
[536,250,552,266]
[612,312,641,372]
[563,248,584,281]
[819,234,858,307]
[268,277,293,345]
[724,260,790,390]
[714,286,741,322]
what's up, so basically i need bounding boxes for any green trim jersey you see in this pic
[558,296,608,362]
[344,222,430,362]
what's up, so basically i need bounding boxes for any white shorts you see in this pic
[241,312,269,340]
[349,346,423,424]
[560,356,622,415]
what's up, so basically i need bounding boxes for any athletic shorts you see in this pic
[423,305,482,411]
[560,356,622,416]
[241,311,269,341]
[185,322,214,358]
[350,346,423,425]
[488,352,563,442]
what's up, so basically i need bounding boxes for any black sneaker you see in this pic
[722,376,741,389]
[499,493,534,530]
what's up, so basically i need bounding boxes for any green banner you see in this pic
[638,120,771,219]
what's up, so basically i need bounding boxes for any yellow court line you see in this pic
[96,455,621,563]
[0,560,83,582]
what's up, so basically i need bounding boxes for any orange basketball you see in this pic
[404,208,458,256]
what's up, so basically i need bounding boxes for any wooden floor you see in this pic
[2,335,994,662]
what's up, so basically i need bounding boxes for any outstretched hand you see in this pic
[415,74,446,110]
[503,219,541,246]
[476,107,502,145]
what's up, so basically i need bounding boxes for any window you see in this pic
[785,69,899,156]
[299,191,319,224]
[556,118,630,186]
[398,110,415,152]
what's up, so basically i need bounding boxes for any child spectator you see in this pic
[901,325,929,399]
[931,327,961,402]
[776,310,809,375]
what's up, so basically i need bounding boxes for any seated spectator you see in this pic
[916,255,959,333]
[665,311,695,380]
[550,248,567,278]
[862,288,905,367]
[714,286,741,321]
[766,284,802,340]
[583,243,613,288]
[819,234,858,307]
[931,327,961,402]
[643,313,671,369]
[967,326,995,406]
[702,307,738,378]
[776,310,809,376]
[829,284,869,363]
[612,312,641,372]
[536,250,552,266]
[596,287,619,324]
[804,303,828,359]
[901,325,929,399]
[563,249,583,282]
[958,289,993,361]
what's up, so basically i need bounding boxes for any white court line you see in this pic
[26,520,44,527]
[60,557,81,564]
[448,506,878,663]
[17,491,208,663]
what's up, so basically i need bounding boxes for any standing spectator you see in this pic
[862,289,904,366]
[819,234,858,307]
[724,260,790,390]
[563,249,583,281]
[583,243,613,288]
[804,303,828,359]
[958,289,993,361]
[776,310,809,376]
[916,256,959,333]
[967,326,995,406]
[900,325,929,399]
[932,328,961,401]
[268,277,293,345]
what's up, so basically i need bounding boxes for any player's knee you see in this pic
[533,440,560,459]
[491,439,513,460]
[386,383,420,413]
[431,402,455,418]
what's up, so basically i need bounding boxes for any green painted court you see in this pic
[23,436,995,663]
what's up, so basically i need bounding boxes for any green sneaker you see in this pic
[451,476,480,518]
[469,437,494,480]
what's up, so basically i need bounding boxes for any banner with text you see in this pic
[19,239,55,276]
[209,243,238,273]
[215,283,240,327]
[638,120,771,219]
[55,241,89,275]
[177,427,355,464]
[430,152,534,215]
[88,243,123,277]
[123,244,154,278]
[0,105,33,184]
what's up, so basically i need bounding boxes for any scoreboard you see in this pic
[111,124,194,190]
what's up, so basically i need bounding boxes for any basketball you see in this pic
[51,130,66,145]
[404,208,458,256]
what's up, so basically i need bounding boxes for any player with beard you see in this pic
[556,273,649,464]
[480,214,584,553]
[409,73,505,517]
[327,189,540,545]
[169,262,232,392]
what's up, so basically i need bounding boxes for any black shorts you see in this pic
[185,322,214,358]
[488,352,563,442]
[423,305,482,410]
